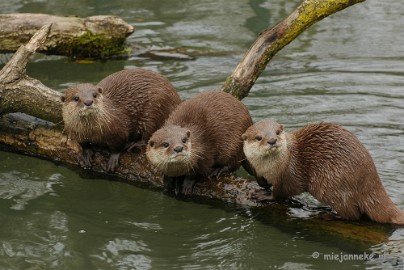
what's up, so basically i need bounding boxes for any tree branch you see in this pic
[0,23,62,123]
[221,0,366,100]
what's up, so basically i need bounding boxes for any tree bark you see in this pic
[0,13,134,59]
[0,24,63,124]
[221,0,366,100]
[0,0,390,247]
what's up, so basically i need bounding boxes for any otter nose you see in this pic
[174,146,183,153]
[84,100,93,106]
[267,138,277,145]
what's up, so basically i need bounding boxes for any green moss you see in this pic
[68,32,131,60]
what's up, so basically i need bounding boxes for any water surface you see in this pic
[1,0,404,269]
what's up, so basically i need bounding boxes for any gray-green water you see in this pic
[1,0,404,269]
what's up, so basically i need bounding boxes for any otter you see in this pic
[61,68,181,172]
[242,119,404,225]
[146,91,253,195]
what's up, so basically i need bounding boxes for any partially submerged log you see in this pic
[0,112,392,249]
[0,13,134,59]
[1,0,394,248]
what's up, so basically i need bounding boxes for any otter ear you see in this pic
[280,124,284,131]
[149,140,155,147]
[186,130,191,138]
[61,96,66,102]
[241,133,248,141]
[97,87,103,94]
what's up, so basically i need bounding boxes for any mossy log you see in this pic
[0,13,134,59]
[0,0,395,249]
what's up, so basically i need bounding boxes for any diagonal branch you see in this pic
[0,24,52,84]
[0,23,62,123]
[221,0,366,100]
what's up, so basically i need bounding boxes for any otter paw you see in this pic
[182,177,197,196]
[251,190,276,202]
[163,175,176,192]
[256,176,272,190]
[80,148,93,169]
[163,175,188,196]
[107,153,121,172]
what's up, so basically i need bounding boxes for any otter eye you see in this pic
[163,143,169,148]
[182,137,187,143]
[92,92,97,98]
[276,130,281,135]
[73,96,79,102]
[255,136,262,141]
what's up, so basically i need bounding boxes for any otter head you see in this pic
[242,119,289,180]
[146,125,196,177]
[242,119,287,160]
[61,83,104,119]
[61,83,109,140]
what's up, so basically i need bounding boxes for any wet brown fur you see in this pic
[61,68,181,170]
[242,119,404,225]
[147,91,253,178]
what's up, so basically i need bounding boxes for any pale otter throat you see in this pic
[61,68,181,172]
[242,119,404,225]
[146,91,253,195]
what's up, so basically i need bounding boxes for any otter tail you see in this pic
[360,190,404,225]
[391,210,404,225]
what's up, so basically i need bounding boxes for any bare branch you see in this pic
[221,0,366,100]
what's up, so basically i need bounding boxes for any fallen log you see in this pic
[1,0,394,248]
[0,112,392,249]
[0,13,134,59]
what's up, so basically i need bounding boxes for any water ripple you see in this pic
[0,172,62,210]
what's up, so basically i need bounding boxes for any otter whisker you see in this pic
[186,159,197,175]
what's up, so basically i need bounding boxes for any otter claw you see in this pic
[251,189,276,202]
[107,153,120,172]
[163,175,195,196]
[80,148,93,169]
[163,176,186,196]
[256,176,272,190]
[79,159,92,169]
[174,178,182,196]
[182,177,196,195]
[163,175,176,192]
